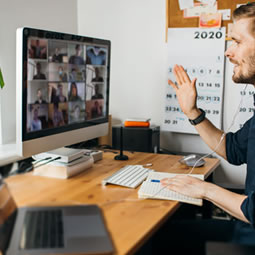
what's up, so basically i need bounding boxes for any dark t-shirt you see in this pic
[226,111,255,244]
[33,73,46,80]
[92,77,104,82]
[91,94,103,100]
[69,55,84,65]
[34,99,47,104]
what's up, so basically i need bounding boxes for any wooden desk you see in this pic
[5,152,220,255]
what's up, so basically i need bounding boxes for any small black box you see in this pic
[112,125,160,153]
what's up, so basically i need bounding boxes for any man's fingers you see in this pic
[161,178,168,183]
[161,176,189,186]
[175,65,186,84]
[168,79,178,92]
[180,65,191,83]
[191,77,197,87]
[173,64,194,87]
[173,65,183,85]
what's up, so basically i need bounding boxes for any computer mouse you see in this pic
[179,154,205,167]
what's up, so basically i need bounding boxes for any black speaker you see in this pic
[112,125,160,153]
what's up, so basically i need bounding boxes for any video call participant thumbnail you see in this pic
[68,82,85,102]
[86,46,106,65]
[92,67,104,82]
[69,44,85,65]
[48,102,68,128]
[35,88,47,104]
[27,81,48,104]
[30,107,42,131]
[91,84,104,100]
[58,66,68,82]
[68,101,85,124]
[33,62,46,80]
[52,47,63,63]
[27,104,48,132]
[29,39,47,60]
[86,99,104,120]
[49,83,68,104]
[56,83,68,103]
[69,65,86,82]
[48,40,68,63]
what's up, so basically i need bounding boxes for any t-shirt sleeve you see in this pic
[241,192,255,226]
[226,118,252,165]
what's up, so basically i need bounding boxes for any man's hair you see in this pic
[233,3,255,33]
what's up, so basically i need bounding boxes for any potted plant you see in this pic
[0,68,4,89]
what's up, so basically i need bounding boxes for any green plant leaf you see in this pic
[0,69,4,89]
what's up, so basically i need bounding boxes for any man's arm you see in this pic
[192,116,226,159]
[204,180,248,222]
[168,65,226,159]
[166,64,250,223]
[161,175,249,223]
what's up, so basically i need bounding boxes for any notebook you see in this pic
[0,179,114,255]
[138,172,204,206]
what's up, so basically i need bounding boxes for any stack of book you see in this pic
[124,118,150,127]
[32,148,94,179]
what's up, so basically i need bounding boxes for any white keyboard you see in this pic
[102,165,154,188]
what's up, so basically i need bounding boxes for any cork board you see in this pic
[167,0,249,28]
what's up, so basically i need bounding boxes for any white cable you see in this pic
[188,84,249,174]
[150,84,251,199]
[40,87,253,207]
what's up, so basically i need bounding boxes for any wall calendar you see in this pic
[163,27,226,134]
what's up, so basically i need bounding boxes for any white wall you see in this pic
[0,0,78,144]
[77,0,247,188]
[0,0,246,187]
[77,0,167,125]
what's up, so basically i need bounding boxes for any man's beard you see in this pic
[233,55,255,84]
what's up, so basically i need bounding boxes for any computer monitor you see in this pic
[16,27,111,158]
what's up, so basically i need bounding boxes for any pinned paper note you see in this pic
[199,13,222,28]
[198,0,216,6]
[178,0,194,11]
[184,2,217,18]
[218,9,231,20]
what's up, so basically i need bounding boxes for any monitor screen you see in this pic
[16,27,111,157]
